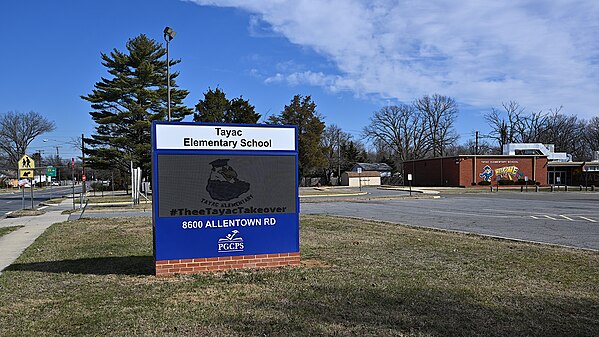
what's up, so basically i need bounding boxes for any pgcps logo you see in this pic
[218,230,244,253]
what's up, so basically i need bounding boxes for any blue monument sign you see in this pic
[152,122,299,274]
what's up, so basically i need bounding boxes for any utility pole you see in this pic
[56,146,60,185]
[337,130,341,185]
[475,130,479,155]
[72,158,75,210]
[81,134,86,196]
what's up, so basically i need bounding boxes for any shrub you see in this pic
[478,181,491,186]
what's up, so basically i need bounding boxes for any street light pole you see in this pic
[164,26,176,122]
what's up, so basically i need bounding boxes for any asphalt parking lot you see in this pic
[301,190,599,250]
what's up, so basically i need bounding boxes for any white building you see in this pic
[503,143,571,162]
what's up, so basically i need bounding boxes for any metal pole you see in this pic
[359,171,362,192]
[31,177,34,209]
[81,134,86,197]
[337,130,340,184]
[475,131,479,155]
[72,164,75,210]
[166,39,171,121]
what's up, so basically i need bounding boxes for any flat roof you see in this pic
[547,161,599,167]
[403,155,548,163]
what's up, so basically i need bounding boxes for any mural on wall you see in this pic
[479,165,494,182]
[495,166,524,181]
[479,165,525,182]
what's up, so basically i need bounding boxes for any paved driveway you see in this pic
[301,191,599,250]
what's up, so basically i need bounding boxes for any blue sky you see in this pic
[1,0,598,160]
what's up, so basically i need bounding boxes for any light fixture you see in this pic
[163,26,176,121]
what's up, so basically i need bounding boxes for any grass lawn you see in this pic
[6,209,45,218]
[0,225,23,238]
[299,188,365,196]
[86,195,138,203]
[0,215,597,336]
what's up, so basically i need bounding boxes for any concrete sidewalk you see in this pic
[0,202,70,275]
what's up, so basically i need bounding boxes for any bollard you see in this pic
[565,185,568,192]
[490,185,493,192]
[592,185,596,191]
[580,185,583,191]
[550,185,554,192]
[535,185,539,192]
[520,186,523,192]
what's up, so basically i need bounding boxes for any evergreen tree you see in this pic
[268,95,326,178]
[82,34,192,176]
[228,96,260,124]
[341,141,367,171]
[194,87,229,123]
[194,88,260,124]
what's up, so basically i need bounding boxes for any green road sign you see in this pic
[46,166,57,177]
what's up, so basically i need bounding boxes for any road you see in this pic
[302,191,599,250]
[59,187,599,250]
[0,186,81,216]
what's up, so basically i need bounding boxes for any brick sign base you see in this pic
[155,252,300,276]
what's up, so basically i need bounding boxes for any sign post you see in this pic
[152,122,299,276]
[407,173,413,196]
[357,167,362,191]
[525,176,528,192]
[71,158,75,210]
[18,155,35,209]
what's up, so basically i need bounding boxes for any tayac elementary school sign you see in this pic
[152,122,299,276]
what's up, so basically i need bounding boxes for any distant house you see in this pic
[341,171,381,187]
[351,163,393,177]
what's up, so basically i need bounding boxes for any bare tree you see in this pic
[520,110,550,143]
[414,94,459,157]
[0,111,55,170]
[452,139,495,156]
[484,101,526,150]
[362,104,429,162]
[321,124,353,184]
[585,117,599,157]
[539,107,587,160]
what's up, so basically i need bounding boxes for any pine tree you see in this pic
[82,34,192,176]
[194,87,229,123]
[228,96,260,124]
[194,88,260,124]
[268,95,326,178]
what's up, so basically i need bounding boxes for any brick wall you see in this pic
[404,156,549,187]
[403,158,461,186]
[155,252,300,276]
[461,156,548,186]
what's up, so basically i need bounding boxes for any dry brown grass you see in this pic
[0,215,597,336]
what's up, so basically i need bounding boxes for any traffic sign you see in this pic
[82,175,86,181]
[46,166,57,177]
[18,154,35,170]
[20,170,34,178]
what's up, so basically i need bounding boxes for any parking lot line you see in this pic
[578,216,597,223]
[559,214,575,221]
[543,215,558,220]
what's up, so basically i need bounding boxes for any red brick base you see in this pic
[155,252,300,276]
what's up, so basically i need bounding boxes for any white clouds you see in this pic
[189,0,599,116]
